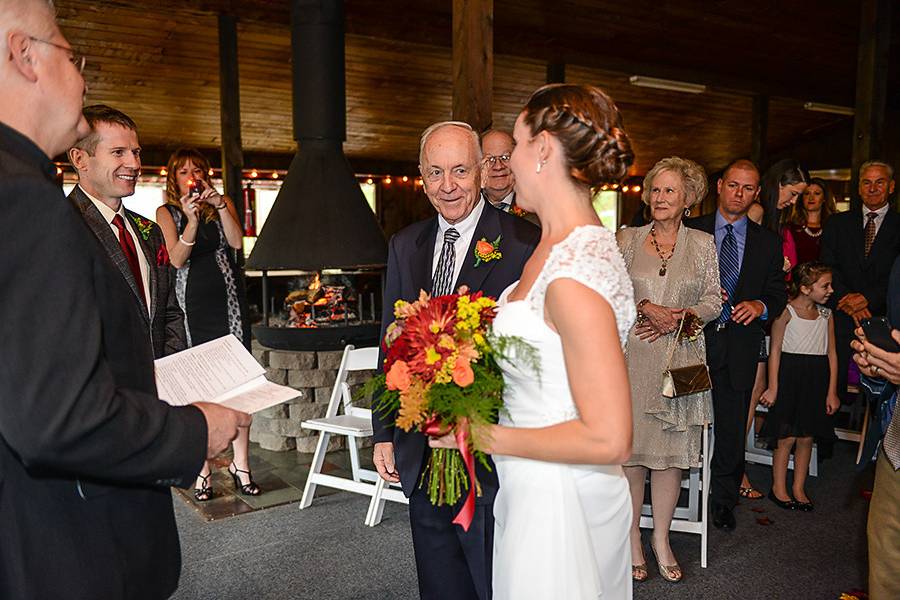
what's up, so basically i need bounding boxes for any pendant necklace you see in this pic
[650,224,676,276]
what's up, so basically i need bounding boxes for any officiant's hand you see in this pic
[374,442,401,483]
[194,402,251,459]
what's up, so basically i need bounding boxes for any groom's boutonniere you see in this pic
[473,235,502,267]
[130,215,154,241]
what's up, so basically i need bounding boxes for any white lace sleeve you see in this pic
[527,225,636,347]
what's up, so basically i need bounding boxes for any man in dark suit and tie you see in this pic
[68,104,186,359]
[373,121,540,600]
[821,160,900,399]
[0,3,249,598]
[687,159,787,530]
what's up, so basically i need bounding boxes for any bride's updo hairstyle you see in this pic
[522,84,634,187]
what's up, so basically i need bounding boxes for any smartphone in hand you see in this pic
[861,316,900,353]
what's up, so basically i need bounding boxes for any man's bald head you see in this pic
[721,158,760,182]
[0,0,56,40]
[0,0,88,157]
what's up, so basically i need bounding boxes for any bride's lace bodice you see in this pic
[493,225,636,427]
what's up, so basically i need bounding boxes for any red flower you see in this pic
[157,243,170,266]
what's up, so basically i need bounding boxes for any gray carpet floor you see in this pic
[171,441,872,600]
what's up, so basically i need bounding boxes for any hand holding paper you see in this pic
[155,335,301,413]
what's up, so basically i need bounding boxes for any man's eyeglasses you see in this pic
[483,154,511,166]
[29,36,86,74]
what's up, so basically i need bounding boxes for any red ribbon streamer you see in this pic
[451,426,476,532]
[422,417,477,532]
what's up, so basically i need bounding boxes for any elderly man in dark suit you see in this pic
[68,104,185,359]
[687,159,787,531]
[373,120,540,600]
[821,160,900,399]
[0,3,249,599]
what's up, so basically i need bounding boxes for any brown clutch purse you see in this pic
[661,315,712,399]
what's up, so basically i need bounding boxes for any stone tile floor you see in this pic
[175,442,375,521]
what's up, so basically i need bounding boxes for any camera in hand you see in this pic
[188,179,202,198]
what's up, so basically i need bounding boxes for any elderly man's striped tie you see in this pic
[431,227,460,297]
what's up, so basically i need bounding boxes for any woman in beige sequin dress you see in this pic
[616,157,721,583]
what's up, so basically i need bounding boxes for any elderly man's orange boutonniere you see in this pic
[473,235,502,268]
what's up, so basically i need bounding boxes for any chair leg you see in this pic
[701,423,710,568]
[348,435,362,483]
[366,477,387,526]
[300,431,331,510]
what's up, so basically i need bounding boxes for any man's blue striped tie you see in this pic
[717,224,740,324]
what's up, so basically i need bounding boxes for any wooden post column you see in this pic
[218,13,244,209]
[546,61,565,84]
[452,0,493,132]
[751,94,768,170]
[851,0,892,210]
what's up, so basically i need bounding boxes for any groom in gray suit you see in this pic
[67,104,185,358]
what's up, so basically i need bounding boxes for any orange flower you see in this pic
[475,240,494,255]
[452,357,475,387]
[397,379,428,431]
[386,360,411,391]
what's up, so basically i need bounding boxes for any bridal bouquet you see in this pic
[365,287,505,530]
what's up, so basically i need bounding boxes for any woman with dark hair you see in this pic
[156,148,258,501]
[788,177,837,264]
[479,83,636,598]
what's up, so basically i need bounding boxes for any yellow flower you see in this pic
[425,346,442,365]
[438,334,456,350]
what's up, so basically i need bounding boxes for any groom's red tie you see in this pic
[112,214,147,306]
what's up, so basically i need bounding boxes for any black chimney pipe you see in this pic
[246,0,387,272]
[291,0,345,143]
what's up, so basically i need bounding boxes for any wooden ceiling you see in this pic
[55,0,899,174]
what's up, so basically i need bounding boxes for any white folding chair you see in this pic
[299,345,383,516]
[639,422,711,568]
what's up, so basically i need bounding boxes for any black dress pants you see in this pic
[408,482,494,600]
[707,329,753,510]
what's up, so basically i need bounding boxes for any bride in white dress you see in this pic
[483,84,637,599]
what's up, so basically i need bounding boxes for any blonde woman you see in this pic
[617,157,721,583]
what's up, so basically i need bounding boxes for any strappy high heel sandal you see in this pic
[650,542,683,583]
[228,462,261,496]
[194,473,212,502]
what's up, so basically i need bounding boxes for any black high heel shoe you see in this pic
[194,473,212,502]
[228,462,261,496]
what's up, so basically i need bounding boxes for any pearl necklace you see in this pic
[803,225,823,238]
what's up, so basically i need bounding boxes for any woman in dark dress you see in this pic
[156,148,259,501]
[787,177,836,264]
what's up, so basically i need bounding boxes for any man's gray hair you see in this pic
[0,0,57,47]
[418,121,482,166]
[860,160,894,180]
